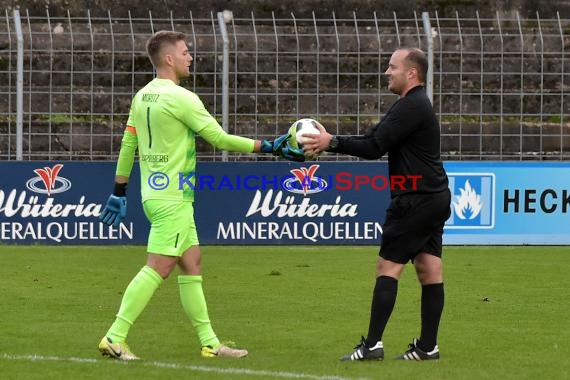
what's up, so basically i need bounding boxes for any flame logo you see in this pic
[25,163,72,196]
[452,180,482,220]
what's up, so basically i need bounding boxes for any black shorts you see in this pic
[379,189,451,264]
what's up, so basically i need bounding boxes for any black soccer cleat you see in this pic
[340,336,384,361]
[395,338,440,361]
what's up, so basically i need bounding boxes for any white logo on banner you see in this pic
[452,180,482,220]
[446,173,495,229]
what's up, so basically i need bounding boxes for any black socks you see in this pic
[417,283,444,352]
[365,276,398,347]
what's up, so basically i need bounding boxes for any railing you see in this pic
[0,9,568,160]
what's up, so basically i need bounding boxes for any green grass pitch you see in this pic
[0,245,569,380]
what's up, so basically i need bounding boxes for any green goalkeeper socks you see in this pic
[106,265,163,343]
[178,275,220,348]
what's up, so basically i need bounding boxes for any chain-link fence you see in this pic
[1,9,569,161]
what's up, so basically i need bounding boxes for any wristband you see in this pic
[327,135,340,151]
[113,182,127,196]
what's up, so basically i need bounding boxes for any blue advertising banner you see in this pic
[443,161,570,244]
[0,162,148,244]
[193,162,390,245]
[1,161,568,245]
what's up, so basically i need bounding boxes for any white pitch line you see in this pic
[1,354,370,380]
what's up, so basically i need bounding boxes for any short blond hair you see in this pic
[146,30,187,67]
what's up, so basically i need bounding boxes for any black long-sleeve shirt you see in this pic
[332,85,448,197]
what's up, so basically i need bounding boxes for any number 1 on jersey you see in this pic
[146,107,153,148]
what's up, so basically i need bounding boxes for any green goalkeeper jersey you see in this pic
[116,78,255,202]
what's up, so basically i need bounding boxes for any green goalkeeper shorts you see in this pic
[142,199,199,256]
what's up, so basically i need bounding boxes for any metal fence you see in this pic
[1,9,569,161]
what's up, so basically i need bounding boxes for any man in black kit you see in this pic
[303,47,451,361]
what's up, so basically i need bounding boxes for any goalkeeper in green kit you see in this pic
[98,30,303,360]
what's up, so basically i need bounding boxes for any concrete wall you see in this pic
[5,0,570,18]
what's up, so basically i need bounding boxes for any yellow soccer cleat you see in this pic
[201,343,248,358]
[98,336,140,361]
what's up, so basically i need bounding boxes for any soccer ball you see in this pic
[288,118,321,150]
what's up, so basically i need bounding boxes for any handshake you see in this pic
[260,133,305,162]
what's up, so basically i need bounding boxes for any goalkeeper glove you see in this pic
[100,183,127,227]
[280,142,305,162]
[260,133,290,155]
